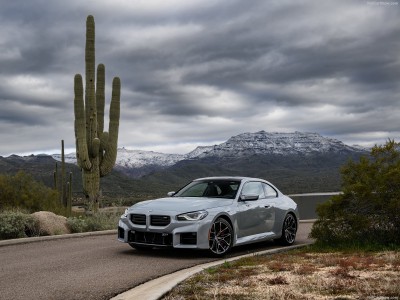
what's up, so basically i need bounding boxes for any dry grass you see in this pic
[162,250,400,300]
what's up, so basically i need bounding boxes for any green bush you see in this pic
[66,215,88,233]
[0,171,66,214]
[0,210,40,240]
[311,140,400,247]
[67,211,120,233]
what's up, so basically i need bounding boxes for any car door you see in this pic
[259,183,278,233]
[236,181,269,238]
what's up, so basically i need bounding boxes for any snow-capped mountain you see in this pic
[185,146,215,159]
[52,148,185,177]
[116,148,184,168]
[189,131,365,158]
[52,148,184,168]
[52,131,367,178]
[51,152,78,164]
[113,148,186,177]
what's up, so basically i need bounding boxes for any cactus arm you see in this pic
[92,137,100,158]
[96,64,105,135]
[100,132,109,151]
[96,64,105,165]
[109,77,121,141]
[74,74,92,170]
[100,77,120,177]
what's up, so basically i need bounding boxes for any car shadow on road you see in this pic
[116,240,292,260]
[118,246,214,260]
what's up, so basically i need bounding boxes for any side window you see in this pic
[241,182,265,199]
[263,183,278,198]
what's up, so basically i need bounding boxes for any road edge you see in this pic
[0,230,117,247]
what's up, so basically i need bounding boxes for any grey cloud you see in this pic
[1,0,400,155]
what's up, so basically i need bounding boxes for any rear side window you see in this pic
[263,183,278,198]
[241,182,265,199]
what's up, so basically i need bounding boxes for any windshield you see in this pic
[174,180,240,199]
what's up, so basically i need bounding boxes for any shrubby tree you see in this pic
[0,210,39,239]
[0,171,63,213]
[311,140,400,246]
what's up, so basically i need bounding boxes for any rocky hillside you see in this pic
[51,131,367,178]
[188,131,364,158]
[1,131,369,198]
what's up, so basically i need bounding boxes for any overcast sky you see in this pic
[1,0,400,156]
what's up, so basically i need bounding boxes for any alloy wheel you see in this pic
[209,218,232,256]
[282,214,297,245]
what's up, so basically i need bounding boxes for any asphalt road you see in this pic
[0,222,313,300]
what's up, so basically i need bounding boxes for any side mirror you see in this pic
[240,194,259,201]
[167,191,176,197]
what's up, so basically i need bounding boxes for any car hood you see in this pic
[129,197,233,213]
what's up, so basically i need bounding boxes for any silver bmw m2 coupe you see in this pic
[118,177,299,256]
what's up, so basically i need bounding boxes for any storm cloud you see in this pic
[0,0,399,156]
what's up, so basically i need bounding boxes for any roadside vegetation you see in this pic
[0,171,64,214]
[163,246,400,300]
[0,207,123,240]
[0,209,40,239]
[66,208,123,233]
[164,140,400,299]
[310,140,400,247]
[0,171,123,240]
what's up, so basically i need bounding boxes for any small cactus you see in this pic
[53,163,58,190]
[74,15,121,212]
[61,139,65,205]
[67,172,72,214]
[54,140,72,215]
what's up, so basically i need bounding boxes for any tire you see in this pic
[208,218,233,257]
[278,214,297,246]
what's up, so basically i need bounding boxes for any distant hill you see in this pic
[125,131,368,196]
[135,152,364,195]
[1,131,368,201]
[0,154,138,201]
[52,131,367,178]
[186,131,365,158]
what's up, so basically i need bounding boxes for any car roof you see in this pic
[194,176,265,182]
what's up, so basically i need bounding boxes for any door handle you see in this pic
[264,205,271,209]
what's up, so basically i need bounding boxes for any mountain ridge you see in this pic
[0,131,369,198]
[50,131,367,178]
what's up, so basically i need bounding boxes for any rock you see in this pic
[31,211,71,236]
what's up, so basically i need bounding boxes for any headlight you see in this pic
[176,210,208,221]
[121,208,129,219]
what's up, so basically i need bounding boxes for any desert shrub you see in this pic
[66,216,88,233]
[67,212,120,233]
[311,140,400,247]
[0,171,65,214]
[0,209,40,240]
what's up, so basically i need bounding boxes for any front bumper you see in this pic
[118,212,212,249]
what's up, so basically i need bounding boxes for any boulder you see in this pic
[31,211,71,236]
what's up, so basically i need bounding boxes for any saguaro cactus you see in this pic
[74,15,121,212]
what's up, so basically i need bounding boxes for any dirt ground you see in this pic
[163,250,400,300]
